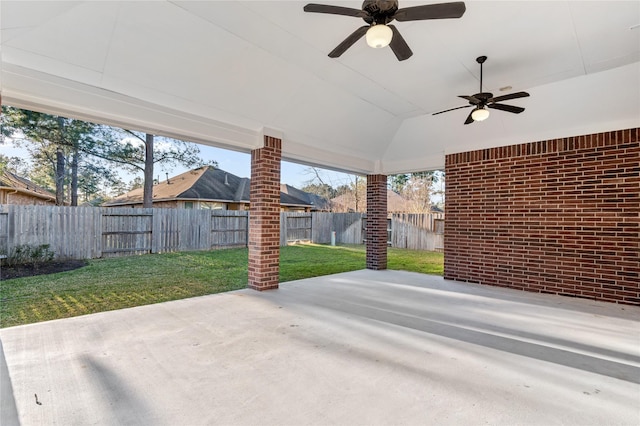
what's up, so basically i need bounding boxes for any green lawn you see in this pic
[0,244,443,328]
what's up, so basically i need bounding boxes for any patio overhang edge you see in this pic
[2,64,382,176]
[1,64,262,153]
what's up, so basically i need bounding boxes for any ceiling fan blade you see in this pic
[432,105,472,115]
[394,2,466,21]
[328,26,369,58]
[388,25,413,61]
[304,4,368,18]
[489,91,530,103]
[487,103,525,114]
[464,110,475,125]
[458,95,480,105]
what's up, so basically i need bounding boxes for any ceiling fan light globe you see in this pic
[471,108,490,122]
[366,24,393,48]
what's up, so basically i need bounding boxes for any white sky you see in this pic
[0,138,356,189]
[174,143,358,188]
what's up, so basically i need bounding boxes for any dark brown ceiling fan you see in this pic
[433,56,530,124]
[304,1,466,61]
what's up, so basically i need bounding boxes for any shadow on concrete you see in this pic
[271,276,640,384]
[79,355,155,424]
[0,339,20,426]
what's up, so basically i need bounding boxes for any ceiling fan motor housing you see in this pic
[304,1,466,61]
[473,93,494,105]
[362,0,398,24]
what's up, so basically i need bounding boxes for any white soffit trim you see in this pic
[382,153,446,175]
[1,64,262,152]
[282,138,374,175]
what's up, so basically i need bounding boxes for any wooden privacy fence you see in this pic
[280,213,312,245]
[311,212,364,244]
[0,206,250,259]
[389,213,445,251]
[0,205,444,260]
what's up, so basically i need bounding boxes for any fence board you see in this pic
[102,208,152,257]
[312,212,364,244]
[0,207,8,255]
[211,211,248,248]
[153,208,178,253]
[336,212,364,244]
[390,213,445,251]
[311,212,331,243]
[282,213,312,244]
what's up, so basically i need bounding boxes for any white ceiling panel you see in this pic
[0,1,78,43]
[271,75,399,157]
[569,1,640,70]
[3,2,118,73]
[1,0,639,175]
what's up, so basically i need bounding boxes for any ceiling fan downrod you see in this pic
[477,55,487,93]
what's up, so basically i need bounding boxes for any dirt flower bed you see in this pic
[1,260,87,280]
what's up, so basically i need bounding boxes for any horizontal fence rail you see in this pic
[0,205,444,261]
[312,212,364,245]
[390,213,445,251]
[102,211,152,256]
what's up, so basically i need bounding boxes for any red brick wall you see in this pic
[248,136,282,290]
[444,128,639,305]
[1,191,55,206]
[366,174,388,270]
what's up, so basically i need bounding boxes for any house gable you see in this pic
[0,170,56,205]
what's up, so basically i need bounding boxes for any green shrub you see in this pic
[6,244,55,269]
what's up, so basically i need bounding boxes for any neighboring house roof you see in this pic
[387,191,411,212]
[0,170,56,202]
[104,166,313,208]
[280,184,330,211]
[331,189,409,213]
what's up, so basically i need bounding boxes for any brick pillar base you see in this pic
[248,136,281,290]
[366,174,387,270]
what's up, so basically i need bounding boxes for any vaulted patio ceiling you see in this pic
[1,1,639,175]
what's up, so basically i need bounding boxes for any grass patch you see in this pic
[0,244,442,328]
[388,247,443,275]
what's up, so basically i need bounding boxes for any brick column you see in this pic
[248,136,281,290]
[366,174,387,270]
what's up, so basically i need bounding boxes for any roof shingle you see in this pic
[104,166,314,207]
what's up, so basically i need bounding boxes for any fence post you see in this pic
[280,212,287,246]
[151,208,159,253]
[245,212,249,248]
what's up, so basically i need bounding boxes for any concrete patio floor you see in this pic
[1,270,639,425]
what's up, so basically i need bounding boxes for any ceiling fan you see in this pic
[303,1,466,61]
[433,56,530,124]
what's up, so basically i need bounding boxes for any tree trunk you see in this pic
[70,148,79,206]
[354,176,360,212]
[55,148,65,206]
[143,133,154,208]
